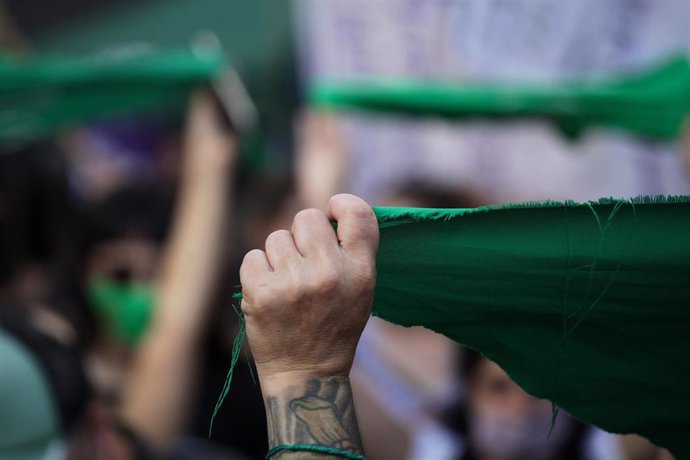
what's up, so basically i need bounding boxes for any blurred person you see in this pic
[0,298,90,460]
[444,349,588,460]
[77,181,173,397]
[0,89,256,459]
[438,349,676,460]
[87,89,245,458]
[0,140,75,311]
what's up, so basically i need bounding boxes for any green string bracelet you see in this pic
[266,444,367,459]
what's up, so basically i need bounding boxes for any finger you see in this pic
[291,208,339,258]
[240,249,272,283]
[240,297,252,316]
[327,194,379,258]
[239,249,271,314]
[264,229,302,270]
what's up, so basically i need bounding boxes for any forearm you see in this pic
[154,169,229,338]
[241,194,377,459]
[120,164,231,451]
[120,176,229,451]
[261,374,364,459]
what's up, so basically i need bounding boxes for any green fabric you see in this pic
[31,0,295,152]
[371,196,690,458]
[215,196,689,455]
[87,278,155,346]
[311,56,690,139]
[0,329,62,460]
[0,49,225,142]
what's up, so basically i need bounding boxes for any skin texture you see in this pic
[240,194,379,458]
[265,377,363,457]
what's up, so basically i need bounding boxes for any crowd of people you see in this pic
[1,90,676,460]
[0,3,680,460]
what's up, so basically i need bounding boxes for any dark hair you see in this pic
[0,142,71,286]
[387,180,485,209]
[78,182,175,257]
[65,182,175,344]
[460,347,485,381]
[0,142,98,344]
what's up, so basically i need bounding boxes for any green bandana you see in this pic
[310,55,690,139]
[87,278,155,346]
[0,49,225,142]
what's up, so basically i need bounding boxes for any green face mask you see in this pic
[87,278,155,346]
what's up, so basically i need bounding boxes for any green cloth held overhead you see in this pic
[0,49,225,142]
[371,196,690,458]
[311,56,690,140]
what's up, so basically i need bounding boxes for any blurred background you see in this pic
[0,0,687,459]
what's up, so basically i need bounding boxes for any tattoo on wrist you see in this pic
[265,377,363,458]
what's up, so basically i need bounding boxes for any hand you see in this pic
[295,110,349,210]
[183,88,237,179]
[240,194,379,383]
[119,89,237,452]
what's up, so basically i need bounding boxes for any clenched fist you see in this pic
[240,194,379,383]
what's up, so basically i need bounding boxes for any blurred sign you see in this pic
[296,0,690,203]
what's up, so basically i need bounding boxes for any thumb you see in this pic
[327,194,379,259]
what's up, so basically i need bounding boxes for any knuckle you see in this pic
[240,249,264,276]
[354,263,376,292]
[331,194,374,218]
[251,289,271,308]
[266,229,290,246]
[294,208,324,226]
[316,268,340,293]
[242,282,273,312]
[240,298,254,315]
[351,201,376,220]
[284,283,304,304]
[242,248,264,264]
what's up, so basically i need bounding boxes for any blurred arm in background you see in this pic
[119,89,236,453]
[295,110,348,211]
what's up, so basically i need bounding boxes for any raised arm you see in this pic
[240,194,379,458]
[119,90,236,452]
[295,111,348,211]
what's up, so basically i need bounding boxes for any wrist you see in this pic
[260,374,363,456]
[258,369,351,395]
